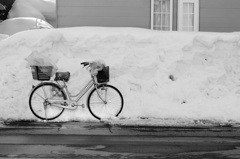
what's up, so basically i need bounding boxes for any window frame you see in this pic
[178,0,199,31]
[151,0,173,31]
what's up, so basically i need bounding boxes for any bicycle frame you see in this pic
[61,79,95,102]
[38,76,107,110]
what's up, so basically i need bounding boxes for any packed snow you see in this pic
[1,27,240,126]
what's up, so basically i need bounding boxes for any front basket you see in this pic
[96,66,109,83]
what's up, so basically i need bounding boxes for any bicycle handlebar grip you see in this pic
[81,62,90,67]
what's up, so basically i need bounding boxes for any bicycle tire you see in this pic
[29,82,67,120]
[87,84,124,120]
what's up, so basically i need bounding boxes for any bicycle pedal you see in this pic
[78,104,85,108]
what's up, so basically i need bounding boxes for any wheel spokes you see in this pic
[89,86,122,119]
[30,84,65,120]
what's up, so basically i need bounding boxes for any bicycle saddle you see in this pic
[54,72,70,82]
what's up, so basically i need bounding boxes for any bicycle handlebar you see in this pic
[81,61,104,76]
[80,62,90,68]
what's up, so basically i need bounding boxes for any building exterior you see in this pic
[56,0,240,32]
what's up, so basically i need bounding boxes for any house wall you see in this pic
[199,0,240,32]
[57,0,240,32]
[57,0,151,28]
[172,0,178,31]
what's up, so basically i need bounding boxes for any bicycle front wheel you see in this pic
[29,82,67,120]
[87,85,124,120]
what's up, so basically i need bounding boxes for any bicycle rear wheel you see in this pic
[87,85,124,120]
[29,82,66,120]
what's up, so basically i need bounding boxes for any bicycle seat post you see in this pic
[61,80,72,100]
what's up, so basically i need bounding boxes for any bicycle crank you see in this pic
[48,99,82,110]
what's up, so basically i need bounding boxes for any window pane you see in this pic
[183,14,188,26]
[162,0,170,12]
[154,14,161,26]
[154,0,162,12]
[153,0,171,31]
[183,3,188,14]
[189,3,194,14]
[162,0,166,12]
[189,14,194,26]
[162,13,166,25]
[166,14,170,26]
[166,0,170,12]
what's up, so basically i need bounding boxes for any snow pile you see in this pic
[0,34,9,41]
[1,27,240,125]
[8,0,56,27]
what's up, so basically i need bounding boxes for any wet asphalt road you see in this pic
[0,121,240,158]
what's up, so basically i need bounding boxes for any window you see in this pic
[178,0,199,31]
[151,0,173,31]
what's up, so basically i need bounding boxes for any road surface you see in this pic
[0,121,240,158]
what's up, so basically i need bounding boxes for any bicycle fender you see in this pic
[86,84,108,103]
[28,82,53,96]
[28,85,36,96]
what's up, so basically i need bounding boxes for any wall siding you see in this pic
[200,0,240,32]
[57,0,151,28]
[172,0,178,31]
[57,0,240,32]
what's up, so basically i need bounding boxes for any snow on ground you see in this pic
[1,27,240,126]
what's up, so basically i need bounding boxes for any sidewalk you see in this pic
[1,121,240,137]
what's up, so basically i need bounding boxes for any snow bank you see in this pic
[0,34,9,41]
[1,27,240,125]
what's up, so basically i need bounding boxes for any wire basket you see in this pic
[30,66,53,81]
[96,66,109,83]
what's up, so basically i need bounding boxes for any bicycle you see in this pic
[28,61,124,121]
